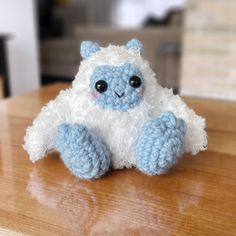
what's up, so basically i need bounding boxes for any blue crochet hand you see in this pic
[135,111,187,176]
[54,124,110,179]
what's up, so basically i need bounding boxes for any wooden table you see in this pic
[0,83,235,235]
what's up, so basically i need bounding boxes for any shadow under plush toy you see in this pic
[24,39,207,179]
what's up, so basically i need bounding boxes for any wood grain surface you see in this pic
[0,83,235,236]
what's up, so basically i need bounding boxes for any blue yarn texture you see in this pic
[126,38,144,54]
[135,111,187,176]
[54,123,110,179]
[90,63,144,111]
[80,41,100,59]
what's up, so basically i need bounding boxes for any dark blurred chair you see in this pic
[0,35,10,97]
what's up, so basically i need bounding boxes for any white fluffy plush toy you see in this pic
[24,39,207,179]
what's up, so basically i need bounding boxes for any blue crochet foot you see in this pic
[54,124,110,179]
[135,111,187,176]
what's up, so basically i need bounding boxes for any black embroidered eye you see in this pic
[129,75,142,88]
[95,80,108,93]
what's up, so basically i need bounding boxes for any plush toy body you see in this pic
[24,39,207,179]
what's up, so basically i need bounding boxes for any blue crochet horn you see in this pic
[126,38,144,54]
[80,41,100,59]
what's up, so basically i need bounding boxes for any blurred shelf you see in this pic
[41,27,182,90]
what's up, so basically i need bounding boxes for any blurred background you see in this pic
[0,0,235,101]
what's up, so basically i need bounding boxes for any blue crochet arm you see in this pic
[135,111,187,175]
[54,124,110,179]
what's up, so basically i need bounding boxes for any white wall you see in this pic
[0,0,40,95]
[112,0,185,28]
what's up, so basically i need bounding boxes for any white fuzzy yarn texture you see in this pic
[24,45,207,169]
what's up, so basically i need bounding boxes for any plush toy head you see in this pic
[73,38,158,112]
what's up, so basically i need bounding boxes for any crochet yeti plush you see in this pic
[24,39,207,179]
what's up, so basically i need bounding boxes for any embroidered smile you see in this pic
[115,92,125,98]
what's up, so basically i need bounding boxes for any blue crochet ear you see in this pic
[80,41,100,59]
[126,38,144,54]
